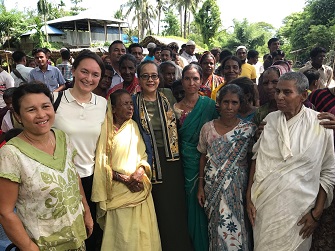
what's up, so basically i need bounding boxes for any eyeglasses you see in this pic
[140,74,159,80]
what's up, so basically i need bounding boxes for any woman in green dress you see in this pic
[174,63,218,251]
[0,84,91,250]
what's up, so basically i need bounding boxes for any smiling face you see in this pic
[222,59,241,82]
[113,92,134,125]
[109,43,126,64]
[219,91,240,119]
[182,68,202,95]
[34,52,48,69]
[72,58,102,94]
[120,59,136,84]
[16,93,54,136]
[139,63,160,95]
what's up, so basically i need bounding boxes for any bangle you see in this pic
[199,177,204,179]
[310,208,319,222]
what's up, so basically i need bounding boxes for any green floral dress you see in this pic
[0,129,86,250]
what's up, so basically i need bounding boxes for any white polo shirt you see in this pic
[53,89,107,178]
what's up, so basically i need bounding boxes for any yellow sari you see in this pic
[92,99,161,251]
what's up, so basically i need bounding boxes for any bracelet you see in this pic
[310,208,319,223]
[198,177,204,179]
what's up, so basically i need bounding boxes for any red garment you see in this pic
[106,77,141,98]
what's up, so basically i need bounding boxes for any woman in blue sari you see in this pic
[197,84,256,251]
[174,64,218,251]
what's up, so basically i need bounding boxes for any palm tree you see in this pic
[156,0,168,35]
[37,0,50,44]
[123,0,142,41]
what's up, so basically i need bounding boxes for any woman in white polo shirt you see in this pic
[53,49,107,251]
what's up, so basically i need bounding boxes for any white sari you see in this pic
[251,106,335,251]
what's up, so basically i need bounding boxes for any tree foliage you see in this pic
[70,0,86,15]
[161,10,180,36]
[194,0,221,46]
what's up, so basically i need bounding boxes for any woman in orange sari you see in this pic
[199,52,224,98]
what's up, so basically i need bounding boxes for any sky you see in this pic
[5,0,307,30]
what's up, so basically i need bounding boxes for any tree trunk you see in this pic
[44,14,49,44]
[157,9,161,35]
[183,5,187,38]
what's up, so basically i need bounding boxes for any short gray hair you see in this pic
[279,72,309,94]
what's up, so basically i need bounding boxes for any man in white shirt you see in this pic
[109,40,126,89]
[299,47,333,88]
[10,51,33,87]
[181,40,198,63]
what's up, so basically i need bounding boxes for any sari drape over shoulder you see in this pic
[178,96,218,251]
[92,99,161,251]
[251,106,335,251]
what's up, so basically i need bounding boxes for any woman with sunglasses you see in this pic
[132,60,192,250]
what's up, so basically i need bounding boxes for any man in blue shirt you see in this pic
[29,48,66,92]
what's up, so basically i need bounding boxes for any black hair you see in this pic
[32,48,49,57]
[118,54,137,69]
[228,77,255,103]
[12,83,53,115]
[109,89,130,107]
[3,87,17,100]
[271,50,285,58]
[303,69,320,85]
[153,47,162,54]
[12,51,26,63]
[210,48,221,57]
[108,40,125,53]
[310,47,327,58]
[61,50,71,60]
[167,42,179,52]
[105,63,114,73]
[217,84,244,105]
[219,49,233,63]
[247,50,259,60]
[137,60,159,77]
[199,52,216,65]
[221,55,242,69]
[182,63,203,79]
[161,47,173,58]
[72,49,105,81]
[128,43,143,53]
[267,38,280,48]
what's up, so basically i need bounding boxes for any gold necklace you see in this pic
[182,96,199,109]
[23,131,54,149]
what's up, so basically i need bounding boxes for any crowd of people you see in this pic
[0,37,334,251]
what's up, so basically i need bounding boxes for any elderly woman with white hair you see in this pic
[246,72,335,251]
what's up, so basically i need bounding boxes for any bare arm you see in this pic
[197,153,207,207]
[246,159,256,226]
[53,84,66,92]
[298,186,327,238]
[78,176,93,238]
[0,178,39,251]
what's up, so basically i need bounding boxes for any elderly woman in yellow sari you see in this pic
[92,89,161,251]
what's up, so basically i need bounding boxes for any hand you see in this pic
[255,121,266,140]
[127,167,145,193]
[318,112,335,129]
[298,211,319,239]
[84,210,94,238]
[197,186,205,207]
[246,199,256,227]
